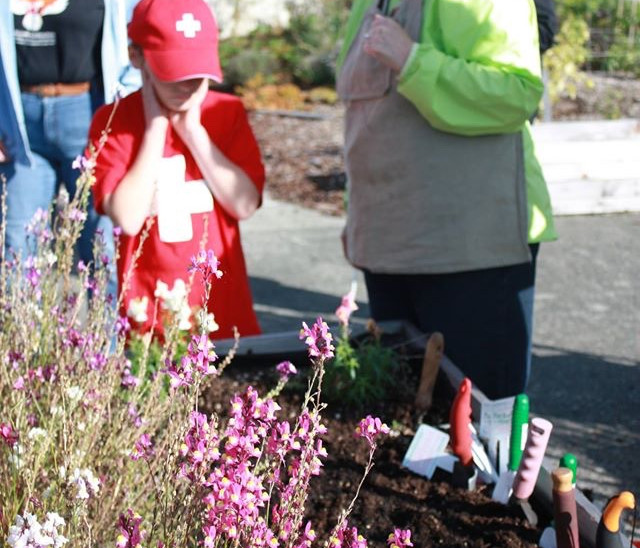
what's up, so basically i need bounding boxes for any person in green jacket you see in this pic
[336,0,557,400]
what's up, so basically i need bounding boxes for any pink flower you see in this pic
[130,433,154,461]
[335,289,358,326]
[329,522,368,548]
[299,317,334,360]
[116,509,145,548]
[186,334,218,376]
[0,422,19,447]
[355,416,390,446]
[276,361,297,380]
[164,356,194,389]
[387,528,413,547]
[72,154,94,171]
[188,249,223,283]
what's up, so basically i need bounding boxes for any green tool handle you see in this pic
[559,453,578,485]
[508,394,530,471]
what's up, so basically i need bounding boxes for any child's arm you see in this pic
[170,89,260,221]
[102,71,168,235]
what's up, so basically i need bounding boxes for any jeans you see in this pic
[0,91,116,298]
[363,244,539,400]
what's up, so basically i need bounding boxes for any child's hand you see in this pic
[141,67,169,130]
[169,79,209,138]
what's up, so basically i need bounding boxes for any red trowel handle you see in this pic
[511,417,553,501]
[449,377,473,467]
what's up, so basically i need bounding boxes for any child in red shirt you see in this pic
[88,0,265,339]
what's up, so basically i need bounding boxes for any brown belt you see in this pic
[20,82,90,97]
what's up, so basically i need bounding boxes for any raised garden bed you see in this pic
[211,321,630,547]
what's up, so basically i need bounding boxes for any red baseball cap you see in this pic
[128,0,222,83]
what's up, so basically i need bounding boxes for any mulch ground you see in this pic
[249,105,347,217]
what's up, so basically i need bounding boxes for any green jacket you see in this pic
[337,0,556,243]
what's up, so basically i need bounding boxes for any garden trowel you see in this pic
[449,377,476,490]
[595,491,636,548]
[492,393,529,503]
[508,416,553,526]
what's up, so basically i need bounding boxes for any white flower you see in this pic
[198,311,219,333]
[7,511,68,548]
[27,427,47,441]
[154,280,169,300]
[156,278,188,313]
[8,443,24,469]
[127,296,149,324]
[45,251,57,267]
[70,468,100,500]
[65,386,83,402]
[177,302,192,331]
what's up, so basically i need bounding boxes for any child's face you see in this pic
[146,70,208,113]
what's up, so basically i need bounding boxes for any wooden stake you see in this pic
[414,331,444,413]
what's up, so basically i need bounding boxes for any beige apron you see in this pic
[336,0,530,274]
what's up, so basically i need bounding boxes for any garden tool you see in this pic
[449,377,477,490]
[492,393,530,503]
[509,416,553,526]
[552,467,580,548]
[414,331,444,416]
[595,491,636,548]
[559,453,578,487]
[539,454,580,548]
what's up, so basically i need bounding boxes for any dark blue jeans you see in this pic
[0,92,116,298]
[363,244,539,400]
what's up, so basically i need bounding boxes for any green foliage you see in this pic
[323,325,409,409]
[606,33,640,76]
[556,0,640,74]
[218,1,352,88]
[544,14,592,102]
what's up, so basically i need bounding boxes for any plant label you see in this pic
[479,396,514,475]
[402,424,454,479]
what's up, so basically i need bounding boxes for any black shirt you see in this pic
[14,0,105,85]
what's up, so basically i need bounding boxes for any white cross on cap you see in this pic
[176,13,202,38]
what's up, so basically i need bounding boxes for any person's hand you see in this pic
[0,139,9,163]
[141,66,169,130]
[169,80,209,139]
[363,14,414,73]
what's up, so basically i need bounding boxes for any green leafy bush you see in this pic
[218,1,351,88]
[544,14,592,102]
[323,322,410,409]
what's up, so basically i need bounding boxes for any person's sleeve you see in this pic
[396,0,544,136]
[88,103,136,215]
[214,100,266,196]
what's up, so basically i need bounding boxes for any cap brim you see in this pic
[144,50,223,83]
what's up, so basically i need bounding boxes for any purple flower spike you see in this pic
[299,317,335,360]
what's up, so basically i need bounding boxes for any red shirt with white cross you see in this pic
[89,90,265,339]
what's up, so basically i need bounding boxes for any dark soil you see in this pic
[202,345,545,548]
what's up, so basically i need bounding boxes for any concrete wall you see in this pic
[208,0,306,38]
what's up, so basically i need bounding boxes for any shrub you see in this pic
[323,290,410,410]
[544,14,592,103]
